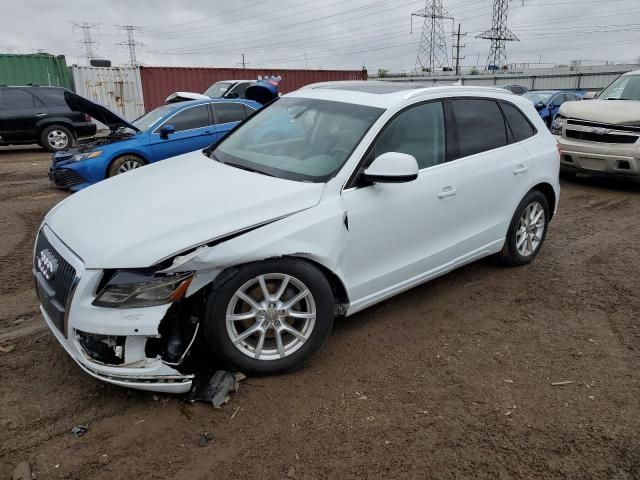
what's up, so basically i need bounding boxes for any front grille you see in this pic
[565,119,640,144]
[34,230,77,334]
[52,168,86,188]
[566,129,639,144]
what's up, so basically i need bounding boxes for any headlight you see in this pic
[71,150,103,162]
[93,271,193,308]
[550,116,565,135]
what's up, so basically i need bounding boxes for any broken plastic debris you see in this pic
[187,370,244,408]
[198,432,213,447]
[71,424,89,437]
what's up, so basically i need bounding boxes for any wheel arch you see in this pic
[531,182,556,219]
[105,151,149,177]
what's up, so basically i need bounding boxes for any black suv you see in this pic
[0,86,96,151]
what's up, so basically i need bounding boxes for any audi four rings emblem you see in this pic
[37,249,58,281]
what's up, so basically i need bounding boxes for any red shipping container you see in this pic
[140,66,367,111]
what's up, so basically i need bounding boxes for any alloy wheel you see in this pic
[117,160,142,173]
[225,273,316,361]
[47,130,69,149]
[516,201,546,257]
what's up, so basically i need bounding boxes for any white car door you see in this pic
[342,101,464,309]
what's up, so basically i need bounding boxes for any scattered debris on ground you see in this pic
[71,424,90,437]
[187,371,246,408]
[551,381,575,386]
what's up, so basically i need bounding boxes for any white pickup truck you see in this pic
[553,70,640,179]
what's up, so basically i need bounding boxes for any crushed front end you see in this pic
[33,225,203,393]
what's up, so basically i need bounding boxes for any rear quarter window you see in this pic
[500,102,536,142]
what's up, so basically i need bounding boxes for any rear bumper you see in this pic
[557,135,640,178]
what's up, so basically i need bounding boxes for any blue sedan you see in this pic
[522,90,582,128]
[49,93,262,190]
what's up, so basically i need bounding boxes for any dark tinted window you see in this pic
[165,104,209,132]
[215,103,247,124]
[2,89,35,108]
[228,82,250,98]
[450,99,507,158]
[34,88,68,107]
[501,102,535,142]
[370,101,445,169]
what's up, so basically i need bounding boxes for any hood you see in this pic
[44,152,325,269]
[559,99,640,126]
[165,91,211,103]
[64,91,140,132]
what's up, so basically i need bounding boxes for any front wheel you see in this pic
[107,155,146,177]
[203,258,335,375]
[496,190,550,266]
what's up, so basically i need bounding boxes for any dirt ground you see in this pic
[0,147,638,480]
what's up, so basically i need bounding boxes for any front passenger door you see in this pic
[151,104,213,161]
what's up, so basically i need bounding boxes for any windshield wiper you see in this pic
[223,161,275,177]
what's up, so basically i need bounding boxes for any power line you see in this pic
[116,25,144,65]
[72,22,99,64]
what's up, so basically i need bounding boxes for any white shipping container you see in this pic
[70,66,145,128]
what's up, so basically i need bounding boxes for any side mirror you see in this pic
[583,91,596,100]
[159,124,175,139]
[361,152,419,184]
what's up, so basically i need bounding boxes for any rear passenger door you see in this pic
[212,102,251,138]
[444,98,534,254]
[151,103,213,161]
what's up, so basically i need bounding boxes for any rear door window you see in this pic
[500,102,536,142]
[1,89,36,109]
[214,103,248,124]
[164,104,209,132]
[449,99,508,159]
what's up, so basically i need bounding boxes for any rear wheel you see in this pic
[203,258,335,374]
[496,190,550,266]
[40,125,73,152]
[107,155,145,177]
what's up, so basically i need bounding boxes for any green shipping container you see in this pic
[0,53,71,88]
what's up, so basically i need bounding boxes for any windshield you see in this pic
[133,105,174,131]
[204,81,234,98]
[523,92,553,104]
[210,97,385,182]
[598,75,640,100]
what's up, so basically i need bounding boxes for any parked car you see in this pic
[34,82,559,393]
[502,84,529,95]
[553,70,640,179]
[0,86,96,151]
[166,76,281,103]
[522,90,582,127]
[49,92,262,190]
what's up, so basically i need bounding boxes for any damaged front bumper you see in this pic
[36,226,195,393]
[42,305,193,393]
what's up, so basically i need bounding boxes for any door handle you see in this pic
[513,164,528,175]
[437,186,457,199]
[204,130,213,134]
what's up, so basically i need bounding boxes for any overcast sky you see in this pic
[1,0,639,73]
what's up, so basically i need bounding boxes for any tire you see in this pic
[107,155,146,177]
[40,125,73,152]
[203,258,335,375]
[496,189,550,267]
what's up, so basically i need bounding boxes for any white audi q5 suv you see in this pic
[34,82,560,393]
